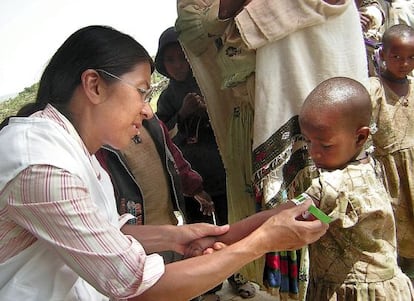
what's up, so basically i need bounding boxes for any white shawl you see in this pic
[236,0,369,202]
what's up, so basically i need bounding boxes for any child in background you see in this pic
[298,77,413,300]
[357,0,387,76]
[155,26,228,230]
[155,26,256,300]
[369,23,414,283]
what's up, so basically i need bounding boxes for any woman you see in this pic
[0,25,327,301]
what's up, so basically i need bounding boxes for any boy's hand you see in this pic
[174,223,229,255]
[179,93,206,119]
[194,190,215,216]
[202,242,228,255]
[184,236,218,258]
[359,12,373,32]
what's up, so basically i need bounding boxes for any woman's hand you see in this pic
[251,200,329,252]
[174,223,229,255]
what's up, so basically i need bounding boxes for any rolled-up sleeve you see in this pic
[4,165,164,299]
[176,0,231,56]
[235,0,351,49]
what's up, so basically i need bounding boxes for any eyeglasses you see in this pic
[96,69,153,103]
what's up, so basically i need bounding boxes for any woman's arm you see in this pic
[5,165,164,298]
[184,200,313,256]
[121,223,229,254]
[131,199,328,301]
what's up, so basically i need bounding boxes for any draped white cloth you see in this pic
[236,0,369,203]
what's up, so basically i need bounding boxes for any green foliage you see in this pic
[150,71,168,111]
[0,73,169,123]
[0,83,39,123]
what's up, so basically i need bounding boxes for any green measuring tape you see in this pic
[291,193,333,224]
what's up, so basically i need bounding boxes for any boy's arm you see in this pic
[158,119,204,196]
[156,89,179,131]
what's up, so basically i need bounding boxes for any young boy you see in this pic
[299,77,413,300]
[188,77,413,299]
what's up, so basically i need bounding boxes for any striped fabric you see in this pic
[0,105,164,298]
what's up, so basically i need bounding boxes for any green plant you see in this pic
[0,83,39,123]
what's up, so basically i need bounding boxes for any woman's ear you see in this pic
[81,69,104,105]
[356,126,370,147]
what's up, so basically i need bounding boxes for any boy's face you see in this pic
[382,35,414,78]
[299,109,362,171]
[163,43,191,81]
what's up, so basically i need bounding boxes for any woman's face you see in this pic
[97,62,152,150]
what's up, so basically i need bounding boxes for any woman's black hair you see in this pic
[0,25,154,129]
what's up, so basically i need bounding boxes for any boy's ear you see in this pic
[379,48,385,61]
[355,126,370,147]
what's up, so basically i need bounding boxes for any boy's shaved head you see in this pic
[382,24,414,51]
[300,77,372,130]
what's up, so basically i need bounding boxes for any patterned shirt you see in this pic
[0,105,164,298]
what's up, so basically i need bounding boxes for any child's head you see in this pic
[155,26,191,82]
[299,77,371,171]
[381,24,414,79]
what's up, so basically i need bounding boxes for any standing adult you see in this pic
[176,0,368,299]
[155,26,254,300]
[387,0,414,27]
[176,0,259,288]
